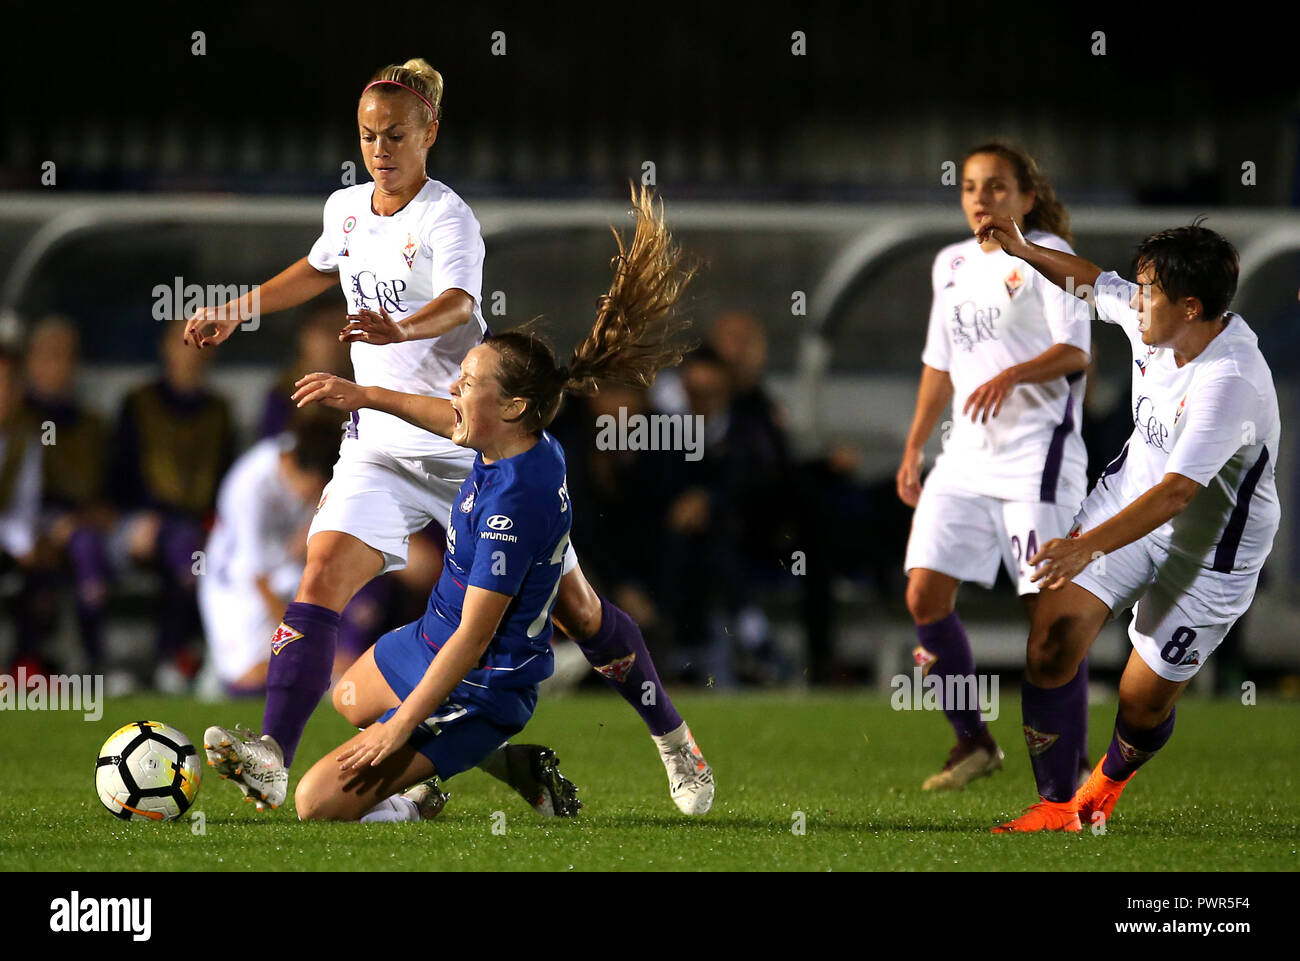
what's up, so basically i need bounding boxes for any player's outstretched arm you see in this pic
[336,587,512,770]
[292,372,456,438]
[975,213,1102,299]
[897,364,954,507]
[339,289,475,345]
[184,257,337,349]
[1028,473,1201,589]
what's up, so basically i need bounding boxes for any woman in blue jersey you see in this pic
[289,188,693,821]
[189,59,713,817]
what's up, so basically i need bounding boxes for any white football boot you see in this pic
[654,722,715,815]
[403,778,451,819]
[203,724,288,811]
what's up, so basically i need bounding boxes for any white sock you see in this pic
[651,721,690,755]
[359,795,420,823]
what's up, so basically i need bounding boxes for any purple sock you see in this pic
[1074,655,1091,773]
[1102,706,1175,780]
[262,601,338,767]
[1021,669,1088,802]
[915,612,985,739]
[572,596,683,737]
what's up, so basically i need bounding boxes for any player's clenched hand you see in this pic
[293,371,365,410]
[340,307,407,345]
[1028,536,1097,591]
[963,368,1020,423]
[336,719,411,771]
[896,447,924,507]
[184,305,242,350]
[974,212,1032,259]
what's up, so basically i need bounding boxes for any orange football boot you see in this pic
[990,798,1081,833]
[1074,757,1134,828]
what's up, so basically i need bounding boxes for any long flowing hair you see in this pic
[486,184,696,431]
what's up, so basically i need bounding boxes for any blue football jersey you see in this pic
[421,431,571,689]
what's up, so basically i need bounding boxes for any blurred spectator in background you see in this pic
[661,344,790,685]
[707,310,799,672]
[258,298,353,439]
[17,316,114,673]
[548,382,678,686]
[0,344,44,675]
[197,409,381,699]
[109,318,236,692]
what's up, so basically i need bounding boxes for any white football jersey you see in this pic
[204,436,314,591]
[1091,272,1280,573]
[921,231,1091,507]
[308,179,488,457]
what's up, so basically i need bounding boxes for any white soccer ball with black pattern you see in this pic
[95,721,201,821]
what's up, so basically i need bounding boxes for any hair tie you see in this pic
[362,80,438,119]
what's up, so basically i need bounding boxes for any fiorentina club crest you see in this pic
[1116,734,1155,764]
[270,622,304,655]
[1022,725,1059,758]
[1004,267,1025,299]
[402,232,419,269]
[912,645,938,676]
[594,652,637,683]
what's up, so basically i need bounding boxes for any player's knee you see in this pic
[905,581,952,625]
[1026,618,1074,683]
[298,559,351,610]
[293,772,337,821]
[555,581,602,640]
[1117,683,1173,731]
[294,776,322,821]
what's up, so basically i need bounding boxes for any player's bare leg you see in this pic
[295,728,437,821]
[908,568,1004,790]
[1075,650,1187,831]
[206,531,384,810]
[552,561,713,814]
[994,582,1108,832]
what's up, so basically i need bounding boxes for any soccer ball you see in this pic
[95,721,201,821]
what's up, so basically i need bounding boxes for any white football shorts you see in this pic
[198,559,302,683]
[309,436,579,576]
[1071,485,1258,682]
[904,488,1078,595]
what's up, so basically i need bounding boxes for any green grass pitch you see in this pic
[2,691,1297,871]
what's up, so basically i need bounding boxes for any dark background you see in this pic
[4,1,1297,203]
